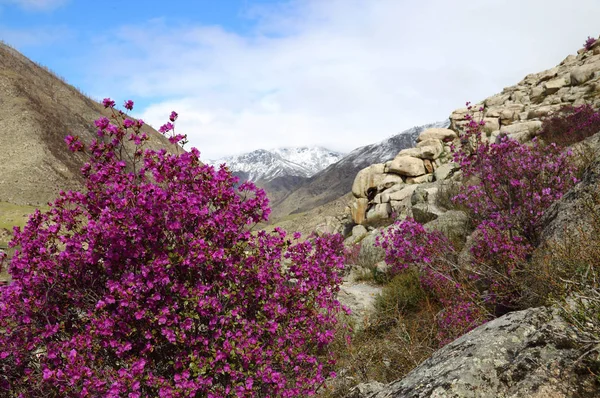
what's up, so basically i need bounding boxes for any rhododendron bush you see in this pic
[376,102,580,344]
[0,100,346,397]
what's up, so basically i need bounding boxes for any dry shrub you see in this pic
[319,272,440,397]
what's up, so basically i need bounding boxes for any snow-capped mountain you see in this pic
[209,147,345,182]
[339,120,451,168]
[269,120,450,218]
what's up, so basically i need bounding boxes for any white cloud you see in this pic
[0,0,67,11]
[82,0,600,159]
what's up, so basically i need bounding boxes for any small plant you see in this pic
[539,104,600,148]
[584,36,597,51]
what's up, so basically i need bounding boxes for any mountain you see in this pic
[268,120,450,219]
[0,42,178,206]
[209,147,345,182]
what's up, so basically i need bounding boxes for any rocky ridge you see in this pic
[346,36,600,231]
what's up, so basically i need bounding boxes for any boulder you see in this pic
[570,61,600,85]
[350,198,369,225]
[527,105,561,119]
[482,117,500,132]
[411,203,439,224]
[424,210,470,243]
[388,156,426,177]
[350,225,368,242]
[434,162,459,181]
[376,174,404,191]
[345,382,386,398]
[417,128,457,142]
[543,77,567,94]
[381,185,418,204]
[352,164,386,198]
[416,139,444,160]
[405,174,433,184]
[494,120,543,143]
[350,307,597,398]
[366,203,391,224]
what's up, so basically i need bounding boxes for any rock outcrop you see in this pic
[348,36,600,228]
[348,307,597,398]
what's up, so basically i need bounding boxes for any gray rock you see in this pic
[424,210,470,243]
[411,203,439,224]
[355,307,597,398]
[433,162,459,181]
[366,203,392,224]
[346,381,386,398]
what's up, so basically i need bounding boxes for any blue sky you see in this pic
[2,0,600,159]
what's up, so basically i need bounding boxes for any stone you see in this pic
[381,185,418,203]
[353,307,597,398]
[543,77,567,95]
[351,163,386,199]
[417,128,457,142]
[434,162,459,181]
[405,174,433,184]
[376,174,404,192]
[484,93,510,107]
[365,203,391,224]
[388,156,426,177]
[350,198,368,225]
[411,203,439,224]
[424,210,470,243]
[527,105,560,119]
[350,224,368,242]
[410,186,429,205]
[535,66,559,84]
[570,61,600,85]
[396,147,422,157]
[423,159,434,174]
[482,117,500,132]
[498,104,525,126]
[416,139,444,160]
[345,382,386,398]
[530,85,545,103]
[495,120,543,143]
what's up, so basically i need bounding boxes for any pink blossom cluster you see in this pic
[539,103,600,147]
[0,100,346,397]
[584,36,597,51]
[452,103,578,246]
[376,219,487,343]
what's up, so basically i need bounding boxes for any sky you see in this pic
[2,0,600,160]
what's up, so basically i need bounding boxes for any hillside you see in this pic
[0,42,178,206]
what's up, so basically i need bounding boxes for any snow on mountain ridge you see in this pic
[209,147,345,182]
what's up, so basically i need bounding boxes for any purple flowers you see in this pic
[0,99,347,396]
[584,36,597,51]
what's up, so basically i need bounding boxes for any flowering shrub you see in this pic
[376,219,488,344]
[584,36,597,51]
[539,104,600,148]
[453,103,578,247]
[0,100,346,397]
